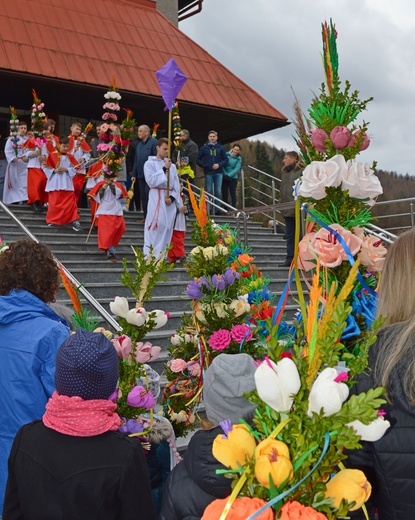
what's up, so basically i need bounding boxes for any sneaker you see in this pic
[176,256,186,265]
[47,223,56,227]
[107,253,117,263]
[72,221,83,232]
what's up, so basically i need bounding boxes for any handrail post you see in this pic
[271,179,276,234]
[411,200,415,228]
[241,168,245,209]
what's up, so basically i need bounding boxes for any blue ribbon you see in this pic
[246,431,331,520]
[302,205,377,298]
[272,269,295,327]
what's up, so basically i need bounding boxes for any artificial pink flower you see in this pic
[230,324,253,343]
[298,232,318,271]
[310,128,328,152]
[134,341,161,363]
[127,385,156,409]
[111,334,132,360]
[354,228,387,272]
[169,358,188,373]
[330,126,351,150]
[297,155,346,200]
[308,224,362,268]
[208,329,231,351]
[188,362,201,377]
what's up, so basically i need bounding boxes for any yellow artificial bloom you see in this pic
[325,469,372,511]
[212,424,256,469]
[254,438,294,488]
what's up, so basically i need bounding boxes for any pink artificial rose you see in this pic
[350,129,370,151]
[208,329,232,351]
[135,341,161,363]
[330,126,351,150]
[231,324,253,343]
[298,232,318,271]
[308,224,362,268]
[355,229,387,272]
[169,358,188,373]
[188,362,201,377]
[342,160,383,203]
[297,155,346,200]
[111,334,132,359]
[310,128,328,153]
[127,385,156,409]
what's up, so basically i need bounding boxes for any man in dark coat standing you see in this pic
[196,130,228,214]
[131,125,157,221]
[172,129,198,176]
[278,151,302,267]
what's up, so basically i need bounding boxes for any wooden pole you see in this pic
[166,107,172,197]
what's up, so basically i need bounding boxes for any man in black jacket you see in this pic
[131,125,157,220]
[197,131,228,214]
[172,129,198,176]
[278,151,302,267]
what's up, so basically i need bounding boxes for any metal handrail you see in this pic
[0,201,122,332]
[242,165,282,234]
[184,182,250,245]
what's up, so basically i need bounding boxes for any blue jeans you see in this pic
[205,172,223,214]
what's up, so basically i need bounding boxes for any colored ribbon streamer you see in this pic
[246,431,331,520]
[302,205,377,298]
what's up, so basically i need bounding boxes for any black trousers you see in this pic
[137,178,150,218]
[221,176,237,207]
[284,216,295,261]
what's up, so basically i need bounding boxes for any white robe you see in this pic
[2,136,28,204]
[43,156,76,192]
[143,157,183,257]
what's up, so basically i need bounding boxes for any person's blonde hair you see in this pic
[375,228,415,403]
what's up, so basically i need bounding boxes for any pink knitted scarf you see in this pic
[43,391,121,437]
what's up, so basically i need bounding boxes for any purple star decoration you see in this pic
[156,57,188,111]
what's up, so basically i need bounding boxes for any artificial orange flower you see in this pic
[279,500,328,519]
[202,497,273,520]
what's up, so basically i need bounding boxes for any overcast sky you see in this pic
[180,0,415,176]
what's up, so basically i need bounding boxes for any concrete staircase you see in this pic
[0,205,300,373]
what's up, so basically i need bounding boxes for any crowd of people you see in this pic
[0,120,244,263]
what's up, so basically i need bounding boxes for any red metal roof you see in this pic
[0,0,287,121]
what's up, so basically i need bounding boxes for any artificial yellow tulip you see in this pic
[212,424,256,469]
[325,469,372,511]
[254,438,294,488]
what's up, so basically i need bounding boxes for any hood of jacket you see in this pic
[183,426,231,497]
[0,289,68,327]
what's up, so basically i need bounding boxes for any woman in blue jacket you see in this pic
[222,143,242,208]
[0,239,70,515]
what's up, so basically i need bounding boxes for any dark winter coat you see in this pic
[346,327,415,520]
[3,420,157,520]
[132,137,158,179]
[172,138,199,174]
[196,142,228,176]
[278,165,302,217]
[160,427,231,520]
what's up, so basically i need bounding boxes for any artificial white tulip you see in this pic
[125,307,147,327]
[150,310,169,329]
[170,334,183,346]
[308,367,349,417]
[109,296,129,318]
[255,357,301,412]
[347,416,390,442]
